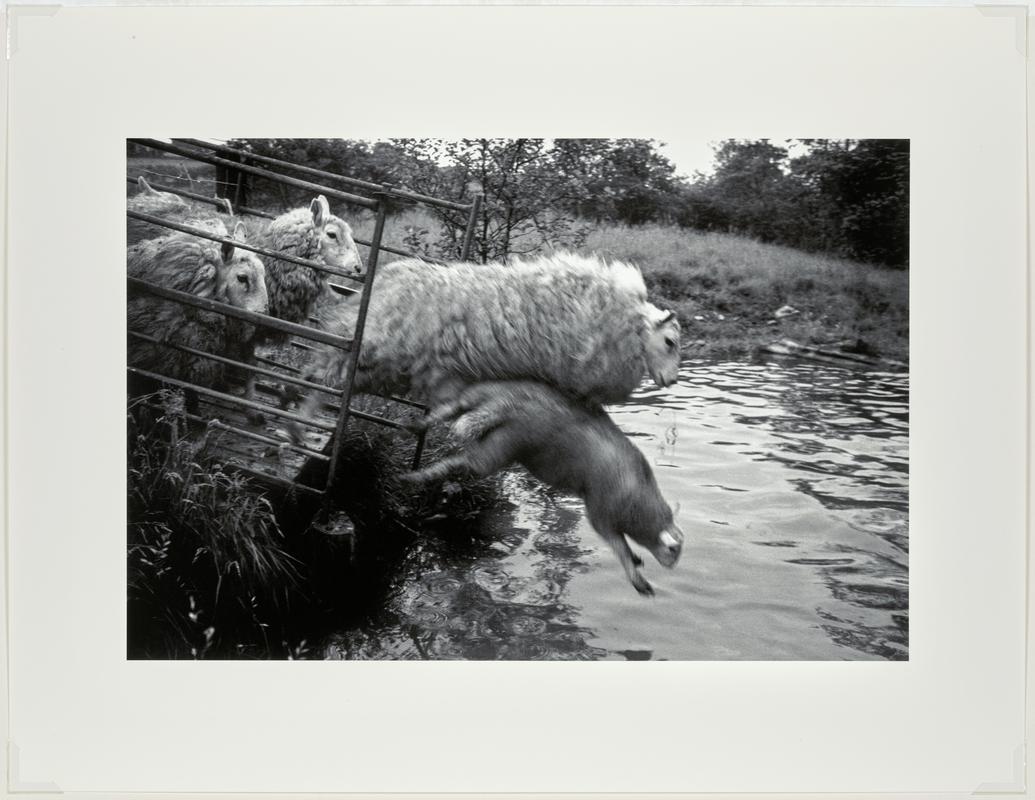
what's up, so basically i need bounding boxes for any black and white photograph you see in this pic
[7,3,1027,794]
[126,137,909,661]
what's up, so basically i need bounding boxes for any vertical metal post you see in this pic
[460,193,483,261]
[324,194,388,495]
[410,417,429,471]
[233,157,247,209]
[410,194,483,471]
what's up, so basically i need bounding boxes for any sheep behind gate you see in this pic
[127,223,268,412]
[244,195,363,341]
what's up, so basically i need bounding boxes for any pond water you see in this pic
[324,357,909,661]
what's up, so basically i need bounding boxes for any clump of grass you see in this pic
[127,392,302,659]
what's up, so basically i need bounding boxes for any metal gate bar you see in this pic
[129,367,339,434]
[142,399,331,462]
[126,176,275,219]
[128,276,353,350]
[324,194,388,494]
[177,138,471,212]
[128,330,342,398]
[129,139,378,209]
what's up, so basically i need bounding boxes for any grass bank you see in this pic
[584,224,909,363]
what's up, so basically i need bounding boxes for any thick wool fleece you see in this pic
[305,252,661,405]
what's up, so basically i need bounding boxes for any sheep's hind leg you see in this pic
[402,429,511,485]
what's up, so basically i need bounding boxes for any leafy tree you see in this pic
[683,140,805,243]
[393,138,587,261]
[551,138,683,225]
[684,138,909,267]
[792,139,909,266]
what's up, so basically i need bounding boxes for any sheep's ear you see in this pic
[221,198,234,217]
[232,222,247,243]
[311,195,330,227]
[138,176,156,194]
[221,237,236,264]
[653,309,677,329]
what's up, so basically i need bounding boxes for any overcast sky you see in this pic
[657,138,808,179]
[654,139,721,179]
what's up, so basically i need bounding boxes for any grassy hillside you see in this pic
[584,223,909,363]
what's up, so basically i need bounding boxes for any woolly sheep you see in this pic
[245,195,363,337]
[289,251,681,436]
[127,177,233,245]
[127,223,268,408]
[405,380,685,596]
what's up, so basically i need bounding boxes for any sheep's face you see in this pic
[631,521,684,568]
[221,254,269,315]
[309,194,363,275]
[643,306,681,388]
[619,458,684,568]
[317,218,363,275]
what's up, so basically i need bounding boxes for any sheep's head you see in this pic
[310,195,363,275]
[630,518,684,570]
[217,225,269,314]
[642,305,681,388]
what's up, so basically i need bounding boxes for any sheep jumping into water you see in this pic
[127,223,268,407]
[127,177,233,245]
[405,380,685,596]
[245,195,362,338]
[289,252,681,438]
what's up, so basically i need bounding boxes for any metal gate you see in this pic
[126,138,483,499]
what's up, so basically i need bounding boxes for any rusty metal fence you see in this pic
[126,138,483,499]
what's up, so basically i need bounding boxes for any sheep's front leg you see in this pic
[601,530,654,597]
[237,373,267,425]
[277,381,303,411]
[286,388,324,444]
[404,396,468,434]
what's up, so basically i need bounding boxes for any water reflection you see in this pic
[325,473,609,660]
[325,357,909,661]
